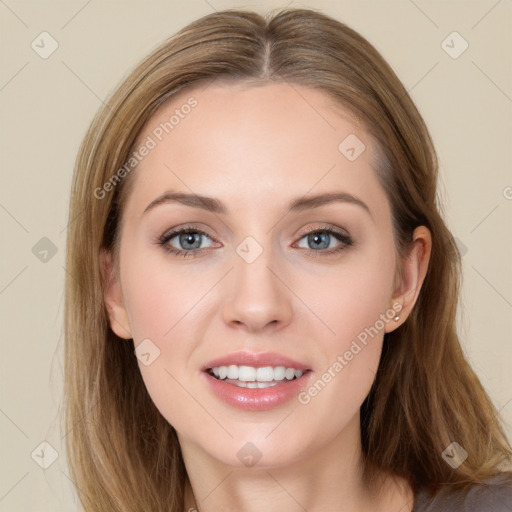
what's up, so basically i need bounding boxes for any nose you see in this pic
[222,243,293,334]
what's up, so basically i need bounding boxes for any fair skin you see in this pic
[103,82,431,512]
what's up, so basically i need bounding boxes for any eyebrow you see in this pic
[143,191,371,218]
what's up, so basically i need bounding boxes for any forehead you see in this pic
[123,81,389,220]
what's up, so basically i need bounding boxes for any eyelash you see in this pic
[157,225,215,259]
[297,225,354,258]
[156,224,354,259]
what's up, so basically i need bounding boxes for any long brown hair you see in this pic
[64,8,512,511]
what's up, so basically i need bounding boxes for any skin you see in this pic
[103,81,432,512]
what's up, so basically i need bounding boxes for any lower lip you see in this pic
[203,371,312,411]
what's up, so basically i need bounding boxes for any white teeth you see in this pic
[256,366,274,382]
[223,379,279,388]
[273,366,286,381]
[210,364,305,383]
[257,381,277,388]
[238,366,257,381]
[285,368,295,380]
[227,365,238,379]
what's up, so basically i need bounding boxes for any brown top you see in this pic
[412,473,512,512]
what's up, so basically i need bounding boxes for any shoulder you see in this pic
[413,473,512,512]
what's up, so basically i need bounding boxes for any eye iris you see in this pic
[308,232,329,250]
[180,232,202,250]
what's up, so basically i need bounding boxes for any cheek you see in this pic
[118,247,216,427]
[292,247,395,411]
[119,264,202,430]
[299,247,396,348]
[120,248,207,341]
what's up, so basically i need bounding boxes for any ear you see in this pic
[100,249,133,339]
[385,226,432,333]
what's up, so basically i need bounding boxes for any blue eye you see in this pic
[157,225,353,258]
[172,231,211,250]
[296,227,353,255]
[298,231,337,250]
[158,226,214,258]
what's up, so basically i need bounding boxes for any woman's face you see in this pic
[105,81,405,468]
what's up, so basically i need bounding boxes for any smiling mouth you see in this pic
[207,364,309,388]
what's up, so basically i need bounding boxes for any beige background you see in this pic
[0,1,511,510]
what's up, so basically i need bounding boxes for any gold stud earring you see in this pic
[394,313,400,321]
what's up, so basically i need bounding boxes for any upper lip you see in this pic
[202,351,310,371]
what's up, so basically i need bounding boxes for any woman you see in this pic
[64,8,512,512]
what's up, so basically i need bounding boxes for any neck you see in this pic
[180,414,413,512]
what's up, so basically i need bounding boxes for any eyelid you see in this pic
[156,222,353,258]
[294,223,352,242]
[296,223,350,238]
[155,224,220,259]
[157,224,217,243]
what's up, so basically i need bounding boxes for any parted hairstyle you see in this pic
[64,8,512,511]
